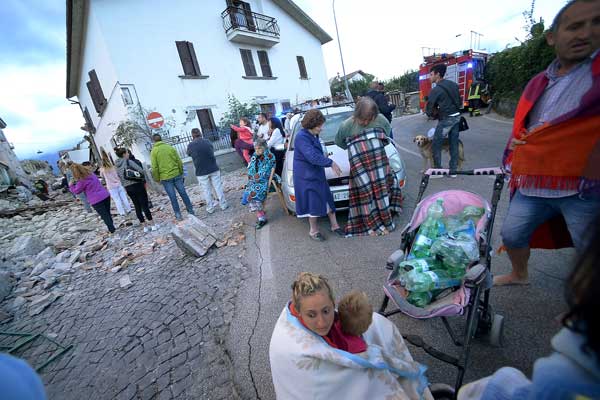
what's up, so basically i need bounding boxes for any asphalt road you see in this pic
[229,112,575,400]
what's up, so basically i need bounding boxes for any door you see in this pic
[196,109,218,140]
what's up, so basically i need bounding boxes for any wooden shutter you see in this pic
[83,107,95,132]
[176,41,200,76]
[87,69,106,114]
[257,50,272,77]
[296,56,307,79]
[240,49,257,77]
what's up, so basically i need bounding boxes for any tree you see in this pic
[218,95,260,130]
[112,106,175,148]
[329,72,375,101]
[383,70,419,93]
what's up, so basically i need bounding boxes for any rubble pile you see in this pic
[0,169,249,325]
[20,159,56,182]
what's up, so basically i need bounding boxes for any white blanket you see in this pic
[269,304,433,400]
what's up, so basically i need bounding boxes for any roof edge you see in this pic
[66,0,86,98]
[271,0,333,45]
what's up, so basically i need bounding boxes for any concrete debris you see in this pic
[171,215,218,258]
[119,274,133,289]
[8,235,46,258]
[28,292,62,316]
[0,271,14,302]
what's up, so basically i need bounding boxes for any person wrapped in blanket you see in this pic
[241,139,278,229]
[269,272,431,400]
[335,97,403,237]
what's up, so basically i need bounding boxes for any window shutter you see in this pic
[240,49,257,77]
[187,42,201,75]
[176,41,199,76]
[257,50,272,78]
[296,56,307,79]
[87,69,106,113]
[86,81,101,114]
[83,107,95,132]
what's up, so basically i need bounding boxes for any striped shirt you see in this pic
[521,50,597,198]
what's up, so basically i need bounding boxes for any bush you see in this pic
[219,95,260,129]
[383,70,419,93]
[485,22,555,107]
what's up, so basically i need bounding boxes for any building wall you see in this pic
[75,0,331,162]
[0,127,29,185]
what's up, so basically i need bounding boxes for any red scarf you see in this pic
[501,53,600,250]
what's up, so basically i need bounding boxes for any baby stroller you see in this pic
[379,168,506,399]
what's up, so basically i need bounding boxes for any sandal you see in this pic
[256,219,267,229]
[309,232,326,241]
[331,228,346,237]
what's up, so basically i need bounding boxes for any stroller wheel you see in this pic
[489,313,505,347]
[429,383,455,399]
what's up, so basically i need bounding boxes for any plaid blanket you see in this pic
[345,128,403,236]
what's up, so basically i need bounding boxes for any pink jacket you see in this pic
[100,167,122,189]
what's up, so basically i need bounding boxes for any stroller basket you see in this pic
[379,168,506,397]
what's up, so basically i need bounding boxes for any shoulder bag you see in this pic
[124,160,144,181]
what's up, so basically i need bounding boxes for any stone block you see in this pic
[8,235,46,258]
[171,216,217,258]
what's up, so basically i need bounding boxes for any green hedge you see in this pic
[485,24,555,106]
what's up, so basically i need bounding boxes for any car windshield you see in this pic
[290,110,354,149]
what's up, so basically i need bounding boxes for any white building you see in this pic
[66,0,333,163]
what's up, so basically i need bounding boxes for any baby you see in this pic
[336,290,373,354]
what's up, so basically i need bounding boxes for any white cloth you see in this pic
[197,171,227,211]
[267,128,285,148]
[108,186,131,215]
[269,305,432,400]
[257,123,270,140]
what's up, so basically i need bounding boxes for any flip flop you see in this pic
[331,228,345,237]
[309,232,326,241]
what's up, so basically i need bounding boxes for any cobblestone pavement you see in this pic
[1,170,252,399]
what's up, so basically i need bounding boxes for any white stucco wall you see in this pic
[83,0,330,122]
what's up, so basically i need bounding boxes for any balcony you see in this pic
[221,7,280,47]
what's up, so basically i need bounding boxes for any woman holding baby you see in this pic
[269,272,432,400]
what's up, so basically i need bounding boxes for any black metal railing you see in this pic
[221,7,280,38]
[163,128,233,160]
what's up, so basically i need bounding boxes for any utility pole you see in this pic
[332,0,352,103]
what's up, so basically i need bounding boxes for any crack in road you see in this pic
[247,226,264,400]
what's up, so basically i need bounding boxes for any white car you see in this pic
[279,105,407,214]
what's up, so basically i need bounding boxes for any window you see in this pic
[196,109,218,140]
[176,41,202,76]
[296,56,308,79]
[240,49,257,77]
[260,103,275,118]
[257,50,272,78]
[281,101,291,111]
[83,107,95,133]
[121,87,133,105]
[86,69,107,114]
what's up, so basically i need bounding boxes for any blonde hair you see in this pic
[291,272,335,312]
[338,290,373,336]
[100,148,114,169]
[70,163,92,181]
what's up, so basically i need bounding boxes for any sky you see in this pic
[1,0,566,159]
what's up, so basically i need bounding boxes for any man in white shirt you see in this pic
[256,112,270,140]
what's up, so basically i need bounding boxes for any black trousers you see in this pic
[92,197,116,233]
[126,182,153,223]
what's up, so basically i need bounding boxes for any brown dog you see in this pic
[413,134,465,172]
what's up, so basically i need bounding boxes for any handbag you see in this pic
[124,160,144,181]
[436,84,470,132]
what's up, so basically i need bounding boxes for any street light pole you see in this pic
[332,0,352,103]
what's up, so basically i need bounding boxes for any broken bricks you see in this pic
[171,215,218,258]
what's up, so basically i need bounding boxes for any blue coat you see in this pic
[293,129,335,217]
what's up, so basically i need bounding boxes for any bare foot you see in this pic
[493,273,530,286]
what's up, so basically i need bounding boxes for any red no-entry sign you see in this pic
[146,112,164,129]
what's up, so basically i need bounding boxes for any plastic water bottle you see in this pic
[411,199,445,258]
[399,258,443,273]
[407,291,433,307]
[460,206,485,225]
[401,269,462,292]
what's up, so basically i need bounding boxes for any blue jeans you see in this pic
[161,175,194,217]
[433,116,460,170]
[501,191,600,251]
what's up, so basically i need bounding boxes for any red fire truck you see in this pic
[418,49,488,111]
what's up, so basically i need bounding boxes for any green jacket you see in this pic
[334,114,391,150]
[150,141,183,182]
